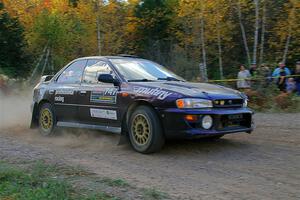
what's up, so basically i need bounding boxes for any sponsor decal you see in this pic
[55,89,74,95]
[54,96,64,103]
[133,86,172,100]
[90,88,117,104]
[90,108,117,120]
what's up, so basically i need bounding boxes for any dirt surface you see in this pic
[0,113,299,200]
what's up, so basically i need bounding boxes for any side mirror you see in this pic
[41,75,54,82]
[97,74,120,86]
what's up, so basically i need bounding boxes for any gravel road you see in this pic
[0,113,299,200]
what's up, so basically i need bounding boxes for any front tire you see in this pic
[38,103,56,136]
[128,106,165,154]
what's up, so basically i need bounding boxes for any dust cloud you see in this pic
[0,86,120,151]
[0,90,32,130]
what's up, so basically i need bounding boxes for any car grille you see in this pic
[213,99,244,108]
[216,113,252,130]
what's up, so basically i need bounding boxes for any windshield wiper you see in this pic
[128,79,156,82]
[157,77,182,81]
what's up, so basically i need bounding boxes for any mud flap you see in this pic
[30,104,39,129]
[117,133,128,145]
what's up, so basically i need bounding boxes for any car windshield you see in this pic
[110,58,185,82]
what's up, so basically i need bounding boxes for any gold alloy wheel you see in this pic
[132,114,151,145]
[40,108,53,130]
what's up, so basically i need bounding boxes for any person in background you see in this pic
[293,61,300,95]
[259,63,272,86]
[272,62,291,92]
[286,78,296,93]
[249,63,258,77]
[237,65,251,90]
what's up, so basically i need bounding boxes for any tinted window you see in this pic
[109,58,184,82]
[57,60,87,84]
[82,60,114,84]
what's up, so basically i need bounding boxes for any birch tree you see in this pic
[252,0,260,64]
[95,1,102,56]
[208,0,232,79]
[199,3,208,82]
[259,0,266,66]
[236,0,251,65]
[272,0,299,63]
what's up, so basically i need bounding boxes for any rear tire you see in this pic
[128,106,165,154]
[38,103,56,136]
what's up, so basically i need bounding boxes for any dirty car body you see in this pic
[31,56,254,152]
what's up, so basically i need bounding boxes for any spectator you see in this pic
[286,78,296,93]
[237,65,251,90]
[293,61,300,95]
[272,62,291,92]
[259,63,272,86]
[249,63,258,77]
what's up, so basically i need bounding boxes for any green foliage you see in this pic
[29,9,87,70]
[101,177,129,187]
[0,2,31,78]
[133,0,178,65]
[143,187,168,200]
[0,161,116,200]
[1,0,299,81]
[244,83,300,112]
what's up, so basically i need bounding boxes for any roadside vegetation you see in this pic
[0,161,169,200]
[245,85,300,112]
[0,161,117,200]
[143,188,168,200]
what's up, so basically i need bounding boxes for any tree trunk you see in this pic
[253,0,260,64]
[282,4,295,64]
[200,16,208,82]
[217,28,224,80]
[41,48,50,76]
[237,1,251,65]
[96,15,101,56]
[29,44,48,81]
[49,48,55,75]
[94,0,101,56]
[282,30,291,64]
[259,1,266,66]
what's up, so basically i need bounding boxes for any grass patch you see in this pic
[101,178,129,187]
[143,188,168,200]
[0,161,116,200]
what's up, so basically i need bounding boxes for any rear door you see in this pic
[78,59,120,127]
[53,59,87,122]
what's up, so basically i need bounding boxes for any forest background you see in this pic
[1,0,299,81]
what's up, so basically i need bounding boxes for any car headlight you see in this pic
[176,98,213,109]
[243,99,248,107]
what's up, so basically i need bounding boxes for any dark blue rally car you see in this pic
[31,55,254,153]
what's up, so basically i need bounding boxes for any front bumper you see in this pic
[159,107,254,139]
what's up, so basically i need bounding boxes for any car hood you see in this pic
[132,81,244,100]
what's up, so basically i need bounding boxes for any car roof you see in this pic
[73,55,141,61]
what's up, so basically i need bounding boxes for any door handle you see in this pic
[49,90,54,95]
[79,90,87,95]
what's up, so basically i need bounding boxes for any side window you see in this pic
[57,60,87,84]
[82,60,115,84]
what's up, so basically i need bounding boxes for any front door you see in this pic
[54,59,87,122]
[78,59,120,127]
